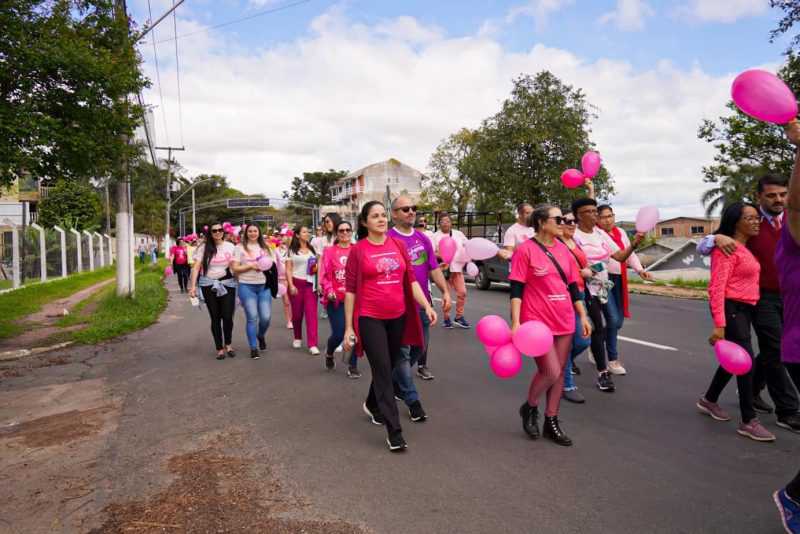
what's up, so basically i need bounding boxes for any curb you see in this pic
[0,342,74,362]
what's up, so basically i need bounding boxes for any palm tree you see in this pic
[701,164,764,217]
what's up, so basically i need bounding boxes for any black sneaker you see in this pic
[257,336,267,350]
[408,400,427,422]
[417,366,435,380]
[519,402,539,439]
[777,413,800,433]
[753,392,774,414]
[597,371,615,392]
[362,403,386,426]
[347,366,361,379]
[394,389,406,402]
[571,364,581,375]
[250,348,260,360]
[325,356,335,371]
[387,432,407,452]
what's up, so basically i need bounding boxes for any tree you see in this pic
[282,170,347,206]
[38,180,102,231]
[770,0,800,54]
[0,0,148,188]
[700,165,762,216]
[698,56,800,213]
[422,129,479,212]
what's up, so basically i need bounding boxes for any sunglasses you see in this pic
[394,205,418,213]
[563,219,576,225]
[337,228,352,233]
[210,228,224,233]
[548,216,569,225]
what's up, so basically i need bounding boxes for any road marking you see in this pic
[618,336,677,351]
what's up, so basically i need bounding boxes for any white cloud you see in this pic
[507,0,576,33]
[675,0,769,24]
[137,6,756,221]
[598,0,655,31]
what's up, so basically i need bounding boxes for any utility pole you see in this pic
[155,145,184,252]
[192,187,196,234]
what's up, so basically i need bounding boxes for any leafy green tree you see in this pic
[0,0,148,188]
[282,170,347,206]
[770,0,800,54]
[423,129,480,212]
[38,180,102,231]
[700,164,762,216]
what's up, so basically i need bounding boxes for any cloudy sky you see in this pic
[128,0,788,219]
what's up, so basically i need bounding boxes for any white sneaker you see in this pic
[321,310,328,319]
[309,346,320,355]
[588,348,596,365]
[287,322,293,329]
[608,360,626,375]
[292,339,302,349]
[334,344,343,353]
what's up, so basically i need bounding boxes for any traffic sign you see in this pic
[227,198,271,208]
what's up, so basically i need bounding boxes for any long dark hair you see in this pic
[289,225,316,256]
[333,220,353,245]
[323,213,342,240]
[202,221,224,274]
[714,202,758,238]
[243,224,267,252]
[357,201,384,241]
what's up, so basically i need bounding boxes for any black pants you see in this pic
[174,263,190,292]
[584,293,608,372]
[201,285,236,351]
[705,300,756,423]
[752,293,800,416]
[360,315,405,436]
[787,363,800,405]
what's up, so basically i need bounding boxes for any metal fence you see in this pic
[0,219,115,291]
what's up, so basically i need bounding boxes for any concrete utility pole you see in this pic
[156,145,184,253]
[114,0,133,296]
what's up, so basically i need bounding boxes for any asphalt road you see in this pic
[7,279,798,533]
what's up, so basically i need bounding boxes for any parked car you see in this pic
[472,250,509,290]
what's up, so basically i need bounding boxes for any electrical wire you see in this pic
[172,1,184,146]
[146,0,170,146]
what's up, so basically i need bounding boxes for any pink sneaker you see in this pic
[737,418,776,442]
[697,395,730,421]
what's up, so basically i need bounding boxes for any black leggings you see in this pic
[201,285,236,351]
[174,263,190,291]
[584,293,608,372]
[359,315,405,436]
[705,299,756,423]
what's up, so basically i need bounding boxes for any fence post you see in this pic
[94,232,105,267]
[104,234,113,265]
[70,228,82,273]
[30,223,47,283]
[2,218,20,289]
[53,225,67,278]
[83,230,94,271]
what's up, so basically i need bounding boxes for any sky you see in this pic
[128,0,792,219]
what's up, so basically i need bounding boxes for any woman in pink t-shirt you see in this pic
[168,237,190,293]
[343,201,436,452]
[509,204,591,447]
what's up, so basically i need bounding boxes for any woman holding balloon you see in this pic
[232,224,279,359]
[697,202,775,442]
[510,204,591,446]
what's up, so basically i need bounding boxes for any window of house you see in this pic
[690,226,704,235]
[661,227,674,236]
[395,177,399,184]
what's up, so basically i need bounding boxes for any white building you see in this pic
[325,158,424,217]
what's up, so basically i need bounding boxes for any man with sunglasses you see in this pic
[571,198,644,392]
[416,217,435,240]
[387,197,452,420]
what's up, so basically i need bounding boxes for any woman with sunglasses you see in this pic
[320,220,360,377]
[190,223,238,360]
[232,224,279,359]
[343,201,436,452]
[559,209,594,404]
[697,202,775,441]
[285,225,319,354]
[511,205,591,446]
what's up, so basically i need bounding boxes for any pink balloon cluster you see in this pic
[561,169,584,189]
[561,151,603,188]
[475,315,554,379]
[714,340,752,375]
[731,69,798,124]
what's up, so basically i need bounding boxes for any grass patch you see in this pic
[0,280,11,290]
[68,262,168,345]
[667,277,709,289]
[0,266,116,340]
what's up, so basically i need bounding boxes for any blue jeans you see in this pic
[238,283,272,349]
[392,308,430,406]
[603,274,625,361]
[326,301,357,367]
[565,292,592,390]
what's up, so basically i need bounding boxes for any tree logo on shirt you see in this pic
[375,257,400,279]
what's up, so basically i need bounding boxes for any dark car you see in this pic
[472,250,510,290]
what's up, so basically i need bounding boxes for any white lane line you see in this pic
[618,336,677,351]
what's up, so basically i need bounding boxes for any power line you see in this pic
[172,2,184,146]
[146,0,170,145]
[141,0,312,46]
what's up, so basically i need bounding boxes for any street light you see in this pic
[171,177,214,235]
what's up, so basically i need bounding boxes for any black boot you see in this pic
[543,416,573,447]
[519,402,539,439]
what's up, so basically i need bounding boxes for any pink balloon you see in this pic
[635,205,661,233]
[512,320,554,357]
[466,261,479,277]
[465,238,498,261]
[165,265,173,276]
[277,283,287,297]
[483,343,501,357]
[257,255,274,271]
[490,343,523,378]
[203,226,208,231]
[439,236,457,264]
[581,152,602,178]
[476,315,512,346]
[714,340,753,375]
[731,69,798,124]
[561,169,585,189]
[223,222,232,228]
